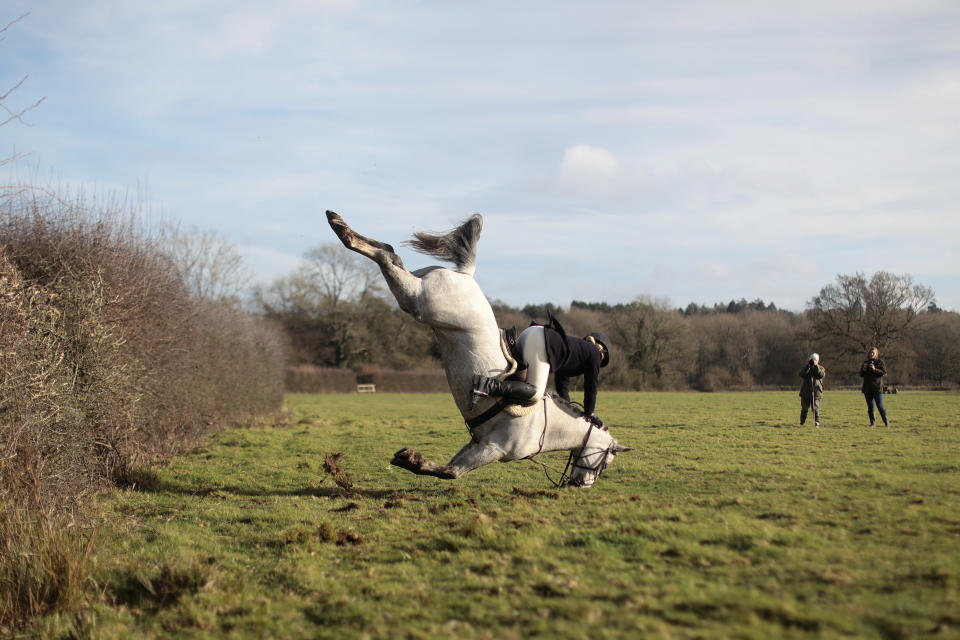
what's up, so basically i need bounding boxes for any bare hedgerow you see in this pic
[1,186,285,492]
[0,185,285,629]
[1,188,191,497]
[0,247,99,508]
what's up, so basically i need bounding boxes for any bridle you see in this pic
[555,422,615,488]
[525,411,615,489]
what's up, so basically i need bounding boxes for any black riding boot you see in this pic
[471,375,537,408]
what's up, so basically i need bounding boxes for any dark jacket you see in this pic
[859,358,886,394]
[540,313,603,415]
[798,362,825,399]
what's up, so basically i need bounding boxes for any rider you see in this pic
[472,311,611,426]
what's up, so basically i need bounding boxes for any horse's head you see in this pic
[565,429,632,488]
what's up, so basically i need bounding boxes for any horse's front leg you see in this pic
[391,441,505,479]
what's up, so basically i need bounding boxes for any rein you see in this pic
[528,418,615,489]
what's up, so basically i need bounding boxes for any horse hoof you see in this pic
[327,213,353,240]
[391,447,424,470]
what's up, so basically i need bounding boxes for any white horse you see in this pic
[326,211,630,488]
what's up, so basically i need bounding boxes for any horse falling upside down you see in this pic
[326,210,629,487]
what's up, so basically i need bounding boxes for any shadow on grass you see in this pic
[132,480,402,500]
[108,557,210,611]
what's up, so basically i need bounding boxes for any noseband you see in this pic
[559,422,615,488]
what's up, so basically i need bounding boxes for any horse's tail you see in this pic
[406,214,482,276]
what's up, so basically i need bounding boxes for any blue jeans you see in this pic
[864,392,888,425]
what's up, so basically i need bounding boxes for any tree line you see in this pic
[256,243,960,391]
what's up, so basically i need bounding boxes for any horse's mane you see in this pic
[406,214,482,276]
[549,394,588,420]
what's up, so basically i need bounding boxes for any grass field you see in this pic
[37,391,960,639]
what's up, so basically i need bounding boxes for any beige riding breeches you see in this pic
[517,325,550,402]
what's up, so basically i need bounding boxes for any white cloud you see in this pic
[557,145,621,195]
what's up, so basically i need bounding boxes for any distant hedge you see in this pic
[357,367,448,393]
[285,365,358,394]
[286,365,449,394]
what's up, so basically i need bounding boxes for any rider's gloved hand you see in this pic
[587,413,604,428]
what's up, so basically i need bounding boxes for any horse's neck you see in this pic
[542,407,611,453]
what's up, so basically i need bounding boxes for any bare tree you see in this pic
[301,243,382,308]
[255,243,385,367]
[159,225,253,305]
[2,13,47,167]
[807,271,935,356]
[608,296,692,388]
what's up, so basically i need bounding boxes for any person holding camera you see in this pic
[859,346,889,427]
[798,353,825,427]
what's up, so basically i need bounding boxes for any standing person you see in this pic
[798,353,825,427]
[859,347,889,427]
[472,311,611,426]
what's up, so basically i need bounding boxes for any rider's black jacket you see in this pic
[540,312,603,416]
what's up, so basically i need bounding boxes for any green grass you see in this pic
[35,391,960,639]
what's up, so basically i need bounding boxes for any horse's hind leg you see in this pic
[326,210,405,269]
[326,210,423,317]
[391,442,505,480]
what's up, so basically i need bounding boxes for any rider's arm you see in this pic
[582,349,602,416]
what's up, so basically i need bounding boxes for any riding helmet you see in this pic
[585,331,612,368]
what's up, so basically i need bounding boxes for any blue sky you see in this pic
[4,1,959,310]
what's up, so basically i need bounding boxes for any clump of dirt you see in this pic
[323,453,353,490]
[322,452,366,498]
[383,493,420,509]
[336,531,363,546]
[512,486,559,499]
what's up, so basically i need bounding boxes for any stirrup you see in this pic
[469,374,491,410]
